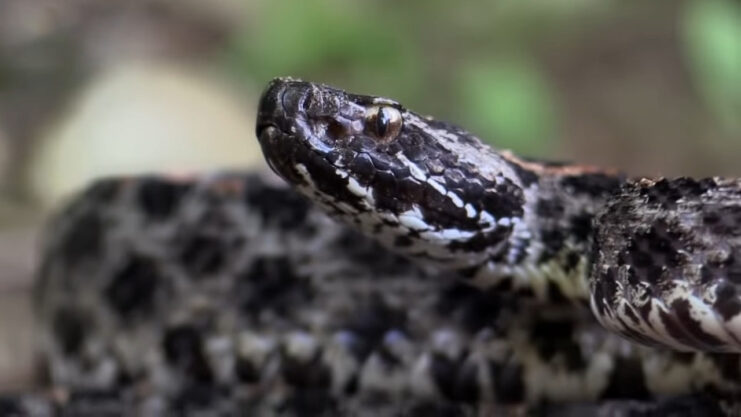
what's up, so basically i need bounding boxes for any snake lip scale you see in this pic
[256,77,741,353]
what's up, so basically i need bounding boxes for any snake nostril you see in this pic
[300,89,316,112]
[280,83,312,115]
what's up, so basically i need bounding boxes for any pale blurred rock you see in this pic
[0,293,35,391]
[0,227,37,290]
[0,127,8,190]
[0,227,37,391]
[29,64,264,207]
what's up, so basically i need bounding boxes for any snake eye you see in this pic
[366,106,402,141]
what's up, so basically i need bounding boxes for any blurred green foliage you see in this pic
[458,59,556,155]
[225,0,564,155]
[226,0,739,156]
[226,0,422,101]
[682,0,741,133]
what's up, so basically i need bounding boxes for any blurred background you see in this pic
[0,0,739,392]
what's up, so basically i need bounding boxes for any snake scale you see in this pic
[33,78,741,416]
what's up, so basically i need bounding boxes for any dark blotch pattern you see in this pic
[714,283,741,321]
[529,319,585,371]
[569,213,594,243]
[179,234,227,276]
[244,178,311,230]
[561,173,621,197]
[709,354,741,381]
[235,357,261,383]
[282,390,337,416]
[340,299,407,362]
[672,298,725,349]
[394,235,414,247]
[601,357,649,399]
[333,230,414,275]
[163,325,213,383]
[281,351,331,389]
[137,178,191,220]
[404,402,470,417]
[53,307,89,356]
[237,256,312,316]
[60,212,104,265]
[430,354,479,403]
[617,221,683,287]
[105,256,160,317]
[702,205,741,237]
[489,362,524,403]
[480,178,524,221]
[171,384,230,414]
[638,177,714,210]
[538,230,566,263]
[564,251,581,273]
[536,198,565,218]
[657,308,698,349]
[436,284,509,334]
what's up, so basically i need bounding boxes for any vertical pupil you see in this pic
[375,108,390,137]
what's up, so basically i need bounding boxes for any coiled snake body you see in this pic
[34,78,741,415]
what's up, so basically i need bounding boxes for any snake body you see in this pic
[36,173,738,416]
[256,78,741,353]
[33,78,741,415]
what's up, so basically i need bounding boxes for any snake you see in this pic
[256,77,741,354]
[32,78,741,416]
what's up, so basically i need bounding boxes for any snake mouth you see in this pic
[256,77,314,184]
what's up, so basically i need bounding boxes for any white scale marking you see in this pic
[347,176,374,204]
[447,191,464,208]
[398,210,430,231]
[295,164,314,186]
[440,228,475,241]
[395,152,427,182]
[464,203,477,218]
[479,211,496,227]
[427,176,447,195]
[396,151,470,214]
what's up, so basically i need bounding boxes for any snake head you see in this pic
[256,78,527,270]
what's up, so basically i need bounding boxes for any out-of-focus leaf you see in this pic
[225,0,421,99]
[682,0,741,132]
[457,59,555,155]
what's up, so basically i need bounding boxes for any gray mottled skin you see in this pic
[256,78,741,353]
[35,173,738,416]
[593,178,741,352]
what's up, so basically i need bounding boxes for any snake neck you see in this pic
[466,154,624,302]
